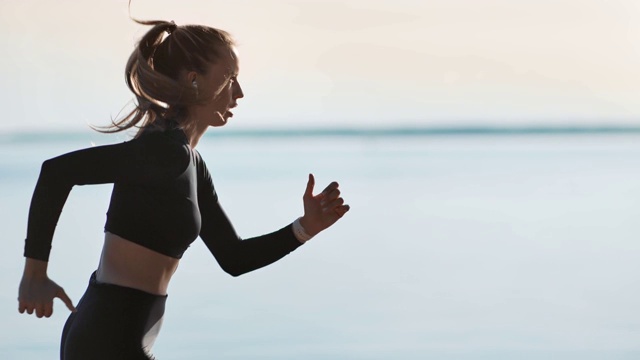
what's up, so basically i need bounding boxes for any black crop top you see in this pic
[24,126,302,276]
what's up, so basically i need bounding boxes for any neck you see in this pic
[183,121,208,148]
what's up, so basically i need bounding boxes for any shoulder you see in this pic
[133,129,192,171]
[192,149,217,185]
[192,148,205,163]
[192,149,209,173]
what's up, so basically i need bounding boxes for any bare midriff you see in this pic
[95,232,180,296]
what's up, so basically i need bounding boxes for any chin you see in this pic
[206,116,226,127]
[211,118,228,127]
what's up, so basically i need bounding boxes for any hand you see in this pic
[300,173,350,236]
[18,272,76,318]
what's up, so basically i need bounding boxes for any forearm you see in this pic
[203,223,303,276]
[24,161,73,261]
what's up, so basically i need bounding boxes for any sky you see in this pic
[1,0,640,132]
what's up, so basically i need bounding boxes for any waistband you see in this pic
[89,271,168,300]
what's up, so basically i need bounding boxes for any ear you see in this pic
[186,71,198,85]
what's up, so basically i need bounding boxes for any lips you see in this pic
[226,104,237,118]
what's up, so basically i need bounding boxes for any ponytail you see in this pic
[93,19,192,136]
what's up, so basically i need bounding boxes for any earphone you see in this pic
[192,80,198,98]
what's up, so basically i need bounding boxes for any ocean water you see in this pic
[1,129,640,360]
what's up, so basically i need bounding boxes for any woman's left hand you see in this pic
[299,173,350,237]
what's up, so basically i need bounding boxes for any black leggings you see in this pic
[60,272,167,360]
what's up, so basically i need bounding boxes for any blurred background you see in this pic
[1,1,640,359]
[2,0,640,131]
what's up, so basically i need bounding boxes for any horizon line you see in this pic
[2,124,640,144]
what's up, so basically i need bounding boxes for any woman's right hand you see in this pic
[18,259,76,318]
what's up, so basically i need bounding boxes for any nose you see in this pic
[233,80,244,100]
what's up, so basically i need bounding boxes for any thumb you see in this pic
[304,173,315,198]
[56,288,77,313]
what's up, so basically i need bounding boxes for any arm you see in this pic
[196,154,350,276]
[24,134,189,261]
[196,158,302,276]
[19,134,189,316]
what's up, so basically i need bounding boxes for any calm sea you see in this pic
[1,128,640,360]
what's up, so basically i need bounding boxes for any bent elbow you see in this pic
[220,263,246,277]
[39,158,67,186]
[227,270,243,277]
[40,159,57,179]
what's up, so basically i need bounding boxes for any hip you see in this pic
[60,271,167,360]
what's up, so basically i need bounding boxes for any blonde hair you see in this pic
[94,18,235,136]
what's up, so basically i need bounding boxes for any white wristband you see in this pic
[292,217,313,243]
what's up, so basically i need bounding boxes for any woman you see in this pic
[17,19,350,359]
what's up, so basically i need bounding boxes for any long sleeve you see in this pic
[195,151,302,277]
[24,133,190,261]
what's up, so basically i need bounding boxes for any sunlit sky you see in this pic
[2,0,640,131]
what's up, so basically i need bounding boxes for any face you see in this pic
[187,46,244,128]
